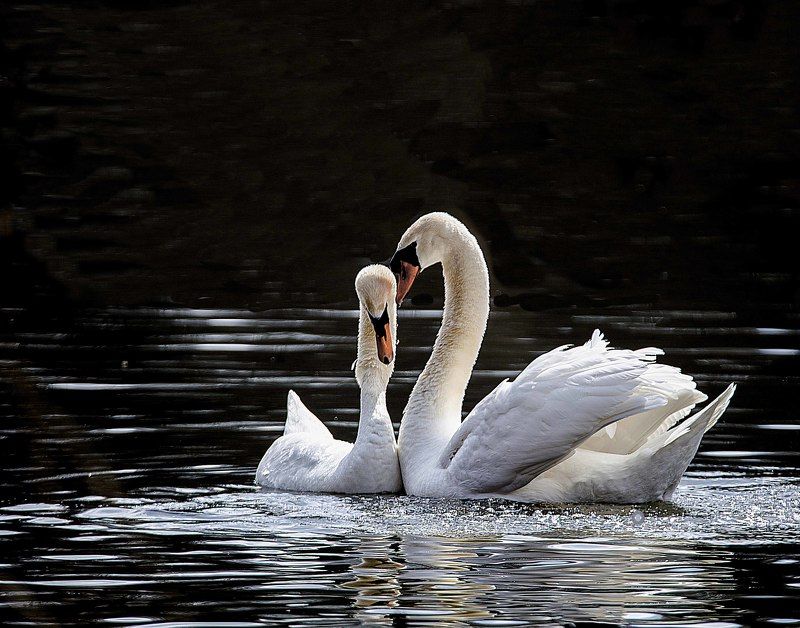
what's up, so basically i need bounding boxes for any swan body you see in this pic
[390,212,735,503]
[256,265,402,494]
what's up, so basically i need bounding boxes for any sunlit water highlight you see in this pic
[1,306,799,625]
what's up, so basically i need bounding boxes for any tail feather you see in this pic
[662,383,736,446]
[649,383,736,499]
[283,390,333,439]
[702,384,735,433]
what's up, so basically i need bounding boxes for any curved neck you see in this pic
[403,225,490,440]
[353,306,394,392]
[348,374,396,467]
[351,307,395,452]
[355,386,390,437]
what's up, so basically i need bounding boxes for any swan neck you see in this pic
[352,306,395,450]
[353,306,394,388]
[406,227,490,428]
[352,385,393,451]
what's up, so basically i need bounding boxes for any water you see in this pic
[3,0,800,624]
[2,306,799,625]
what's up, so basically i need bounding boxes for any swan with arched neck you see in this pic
[255,264,402,494]
[389,212,735,503]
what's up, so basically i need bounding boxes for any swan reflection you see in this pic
[344,535,495,624]
[341,536,403,610]
[341,532,738,625]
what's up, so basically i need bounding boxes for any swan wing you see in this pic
[579,363,708,455]
[283,390,333,439]
[518,383,736,503]
[623,383,736,501]
[439,330,670,494]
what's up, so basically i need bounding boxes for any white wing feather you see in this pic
[580,362,707,454]
[439,330,670,493]
[282,390,333,439]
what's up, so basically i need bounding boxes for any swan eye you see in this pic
[389,241,420,275]
[368,307,390,338]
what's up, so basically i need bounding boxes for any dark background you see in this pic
[2,0,798,315]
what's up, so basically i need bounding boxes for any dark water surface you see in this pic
[2,306,799,625]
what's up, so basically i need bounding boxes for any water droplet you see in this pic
[630,509,645,526]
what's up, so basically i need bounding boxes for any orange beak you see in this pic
[369,307,394,365]
[375,319,394,365]
[395,260,420,306]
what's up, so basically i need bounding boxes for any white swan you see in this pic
[255,265,402,494]
[389,212,736,503]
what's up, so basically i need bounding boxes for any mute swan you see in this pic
[255,265,402,494]
[389,212,735,503]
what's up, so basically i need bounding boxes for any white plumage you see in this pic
[255,265,402,495]
[392,213,736,502]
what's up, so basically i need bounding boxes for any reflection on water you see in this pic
[1,486,799,625]
[1,306,799,625]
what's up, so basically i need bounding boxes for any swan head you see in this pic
[355,264,397,367]
[390,212,465,305]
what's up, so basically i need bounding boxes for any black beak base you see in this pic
[389,242,421,306]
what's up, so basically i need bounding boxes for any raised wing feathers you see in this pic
[439,330,669,494]
[283,390,333,439]
[580,363,707,455]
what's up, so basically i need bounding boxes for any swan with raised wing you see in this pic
[255,264,402,494]
[389,212,735,503]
